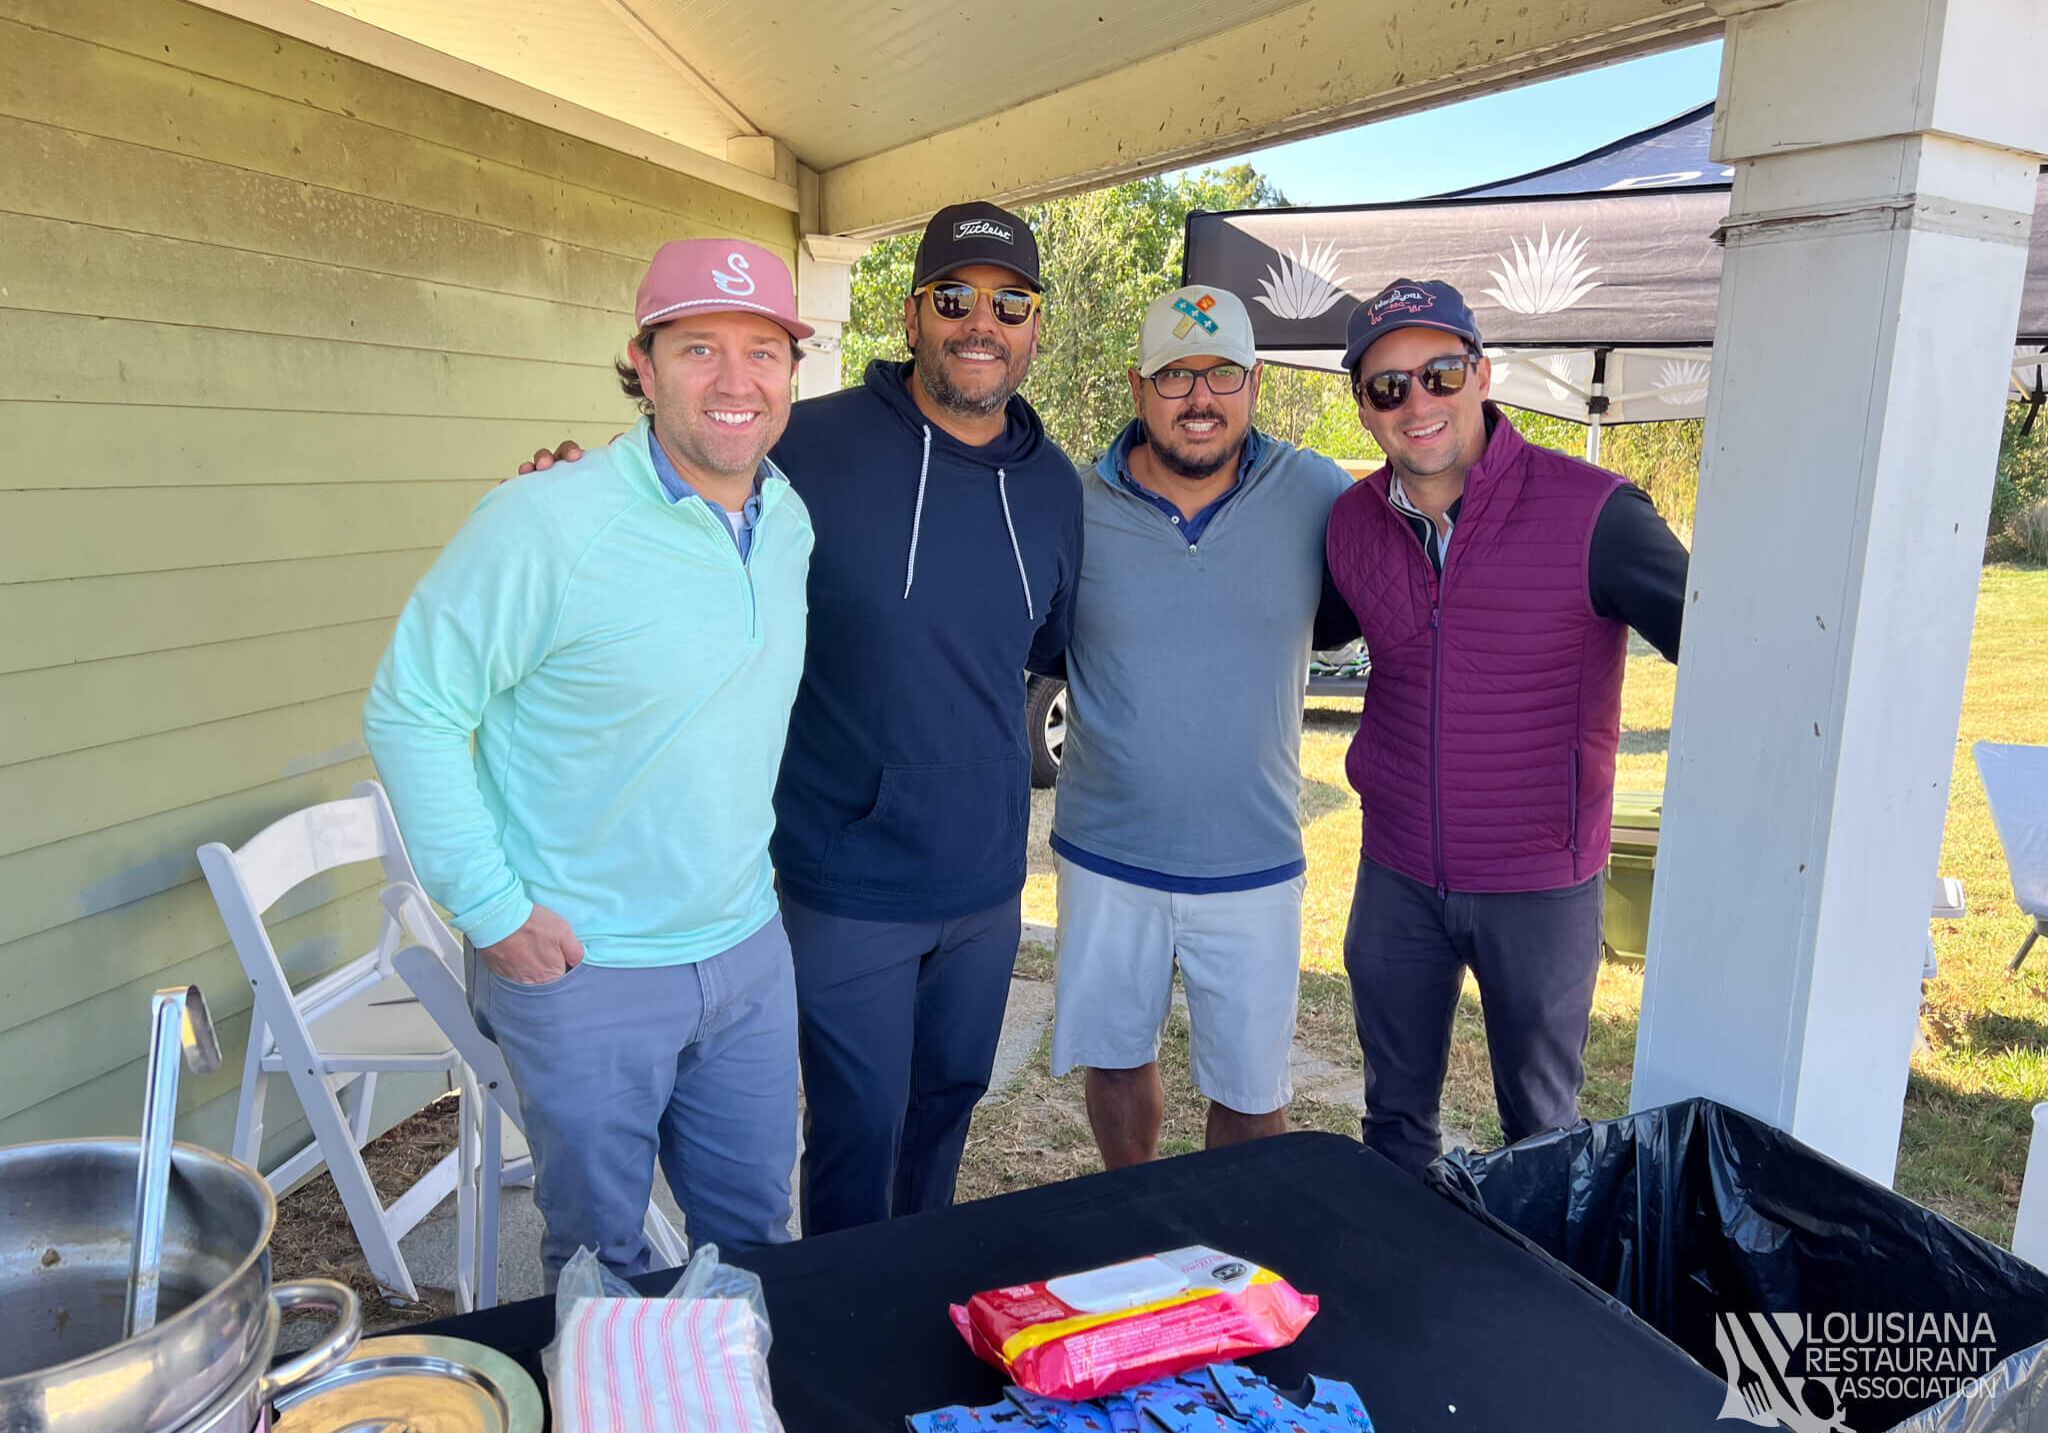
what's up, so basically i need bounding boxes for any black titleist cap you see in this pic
[912,202,1042,293]
[1341,278,1483,374]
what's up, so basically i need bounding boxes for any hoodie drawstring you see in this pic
[903,424,932,601]
[996,467,1036,621]
[901,427,1036,623]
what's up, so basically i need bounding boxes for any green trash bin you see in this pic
[1604,790,1662,964]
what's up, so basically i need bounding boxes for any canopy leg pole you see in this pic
[1586,347,1611,466]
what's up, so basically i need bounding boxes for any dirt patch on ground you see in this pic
[270,1093,463,1334]
[956,958,1367,1202]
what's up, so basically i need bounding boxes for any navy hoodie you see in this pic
[768,360,1084,921]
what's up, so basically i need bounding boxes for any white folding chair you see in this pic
[199,779,493,1305]
[1974,743,2048,972]
[381,883,688,1308]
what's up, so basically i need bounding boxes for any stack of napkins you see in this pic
[908,1363,1372,1432]
[553,1296,782,1433]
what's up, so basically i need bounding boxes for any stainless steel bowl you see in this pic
[0,1138,358,1433]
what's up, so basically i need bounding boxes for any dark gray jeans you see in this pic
[468,914,798,1285]
[1342,858,1605,1177]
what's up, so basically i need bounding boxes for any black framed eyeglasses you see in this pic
[1353,353,1474,412]
[914,281,1043,326]
[1149,363,1250,399]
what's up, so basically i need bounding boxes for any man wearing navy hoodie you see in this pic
[770,205,1083,1233]
[519,206,1081,1233]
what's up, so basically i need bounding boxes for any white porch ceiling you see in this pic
[194,0,1724,235]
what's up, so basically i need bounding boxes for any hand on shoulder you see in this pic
[512,439,589,480]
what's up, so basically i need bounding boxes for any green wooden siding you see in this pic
[0,0,797,1156]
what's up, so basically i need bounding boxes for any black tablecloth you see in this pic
[414,1132,1727,1431]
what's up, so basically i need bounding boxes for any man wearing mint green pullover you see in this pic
[363,240,815,1284]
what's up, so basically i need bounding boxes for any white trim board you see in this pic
[179,0,800,213]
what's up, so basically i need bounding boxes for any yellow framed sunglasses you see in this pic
[914,280,1044,326]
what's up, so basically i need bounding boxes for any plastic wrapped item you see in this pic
[948,1247,1318,1401]
[545,1243,781,1433]
[1426,1099,2048,1433]
[908,1364,1373,1433]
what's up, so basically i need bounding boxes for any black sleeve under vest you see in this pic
[1588,485,1689,664]
[1313,559,1364,650]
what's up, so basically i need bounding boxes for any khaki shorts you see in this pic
[1049,855,1305,1115]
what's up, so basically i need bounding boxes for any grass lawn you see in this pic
[1000,564,2048,1244]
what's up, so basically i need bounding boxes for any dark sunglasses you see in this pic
[1353,353,1474,412]
[1149,363,1250,399]
[915,281,1043,326]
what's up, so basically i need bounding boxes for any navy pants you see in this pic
[1343,858,1605,1177]
[781,893,1021,1236]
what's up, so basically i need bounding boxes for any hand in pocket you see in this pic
[478,904,585,984]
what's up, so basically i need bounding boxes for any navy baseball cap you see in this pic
[1341,278,1483,375]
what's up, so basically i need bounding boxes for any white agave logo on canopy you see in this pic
[1482,226,1602,315]
[1658,358,1712,407]
[1538,353,1584,404]
[1252,238,1353,321]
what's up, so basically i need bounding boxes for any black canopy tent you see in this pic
[1184,105,2048,458]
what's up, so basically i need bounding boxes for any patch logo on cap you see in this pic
[711,252,756,297]
[954,218,1015,244]
[1171,293,1220,340]
[1370,285,1435,325]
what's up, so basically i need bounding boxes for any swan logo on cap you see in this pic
[711,252,756,296]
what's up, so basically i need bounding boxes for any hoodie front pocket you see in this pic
[822,755,1030,895]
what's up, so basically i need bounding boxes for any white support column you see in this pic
[796,234,871,401]
[1632,0,2048,1184]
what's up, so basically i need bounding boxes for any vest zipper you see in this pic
[1430,595,1446,899]
[1567,744,1581,856]
[1429,518,1460,901]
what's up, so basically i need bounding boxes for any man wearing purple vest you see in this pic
[1325,278,1689,1177]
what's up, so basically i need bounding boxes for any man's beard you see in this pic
[657,411,775,479]
[914,331,1028,417]
[1143,409,1243,481]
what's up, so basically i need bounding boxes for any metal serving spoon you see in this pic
[124,984,222,1338]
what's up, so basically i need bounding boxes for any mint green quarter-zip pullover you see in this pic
[363,417,812,966]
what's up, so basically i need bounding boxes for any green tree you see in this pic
[843,166,1288,464]
[1991,399,2048,561]
[1259,367,1378,461]
[841,232,918,388]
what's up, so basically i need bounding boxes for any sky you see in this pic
[1185,41,1725,208]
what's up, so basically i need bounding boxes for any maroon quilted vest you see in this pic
[1326,408,1627,893]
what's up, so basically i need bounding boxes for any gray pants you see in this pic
[468,915,799,1285]
[1343,858,1605,1177]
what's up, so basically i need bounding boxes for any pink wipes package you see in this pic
[949,1247,1319,1400]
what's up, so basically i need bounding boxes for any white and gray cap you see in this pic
[1137,285,1259,377]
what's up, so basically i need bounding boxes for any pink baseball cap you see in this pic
[634,238,813,342]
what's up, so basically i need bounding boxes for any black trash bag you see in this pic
[1424,1098,2048,1433]
[1887,1336,2048,1433]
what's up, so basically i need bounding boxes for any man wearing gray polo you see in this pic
[1049,285,1357,1166]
